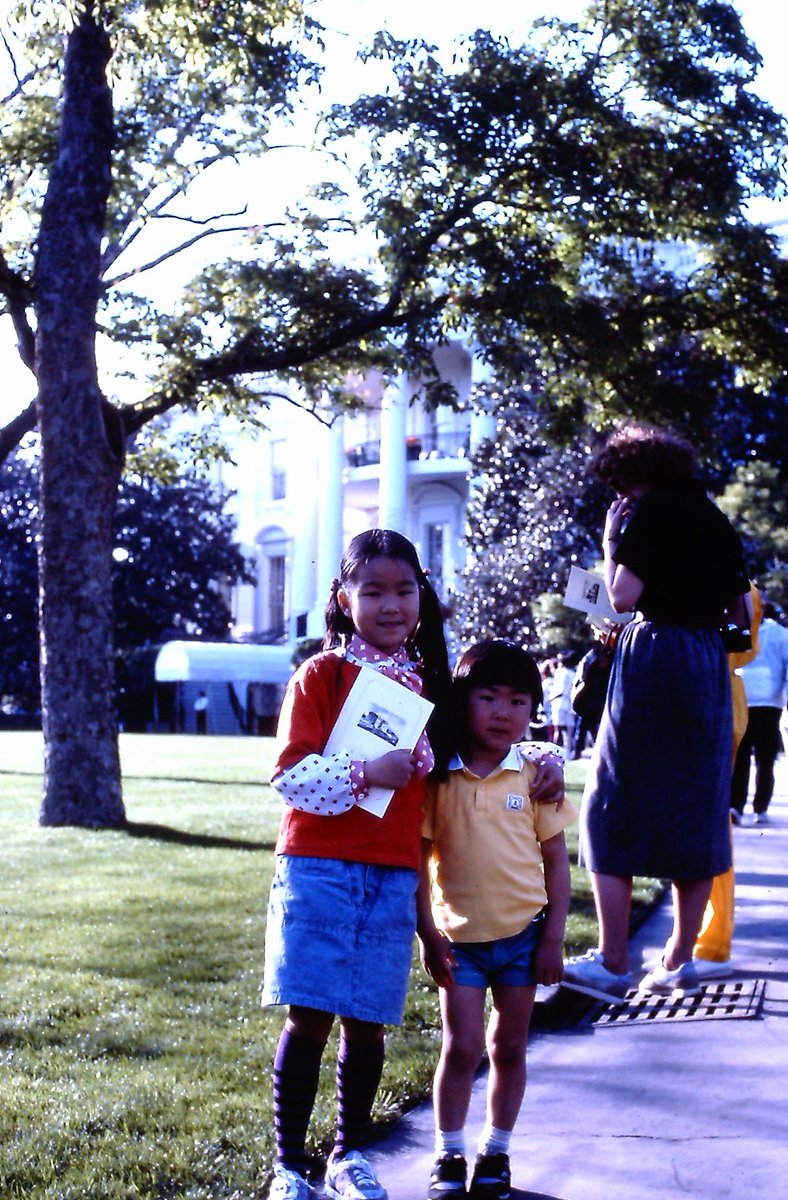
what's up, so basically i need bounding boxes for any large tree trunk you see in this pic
[35,12,125,827]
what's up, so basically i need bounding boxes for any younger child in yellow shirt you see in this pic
[417,640,577,1200]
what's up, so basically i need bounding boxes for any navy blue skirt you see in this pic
[579,620,733,880]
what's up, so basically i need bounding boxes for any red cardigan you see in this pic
[272,652,427,870]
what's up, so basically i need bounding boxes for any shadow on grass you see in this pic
[0,769,262,788]
[125,774,263,787]
[0,1022,168,1058]
[123,820,274,851]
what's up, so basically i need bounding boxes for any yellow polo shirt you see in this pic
[422,746,577,943]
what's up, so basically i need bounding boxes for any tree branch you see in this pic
[0,248,36,370]
[102,220,287,289]
[121,287,443,436]
[0,400,38,464]
[0,25,48,100]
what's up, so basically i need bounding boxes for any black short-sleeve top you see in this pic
[615,482,749,627]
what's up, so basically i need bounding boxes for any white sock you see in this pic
[436,1128,466,1156]
[478,1125,511,1156]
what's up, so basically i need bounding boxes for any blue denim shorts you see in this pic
[449,911,546,989]
[262,855,418,1025]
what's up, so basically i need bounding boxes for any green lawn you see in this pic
[0,734,663,1199]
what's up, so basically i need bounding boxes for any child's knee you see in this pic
[487,1029,528,1068]
[443,1031,485,1074]
[339,1017,385,1044]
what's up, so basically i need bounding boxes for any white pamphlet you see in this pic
[563,565,633,624]
[323,667,434,818]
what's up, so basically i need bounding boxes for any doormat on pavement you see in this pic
[583,979,766,1028]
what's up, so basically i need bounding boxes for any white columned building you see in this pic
[378,377,409,533]
[288,417,321,639]
[225,342,478,678]
[310,414,346,636]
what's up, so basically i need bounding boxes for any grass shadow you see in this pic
[122,820,273,851]
[125,774,263,788]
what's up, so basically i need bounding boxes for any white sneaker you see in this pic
[692,957,734,981]
[561,949,633,1003]
[639,959,701,997]
[325,1150,387,1200]
[268,1165,322,1200]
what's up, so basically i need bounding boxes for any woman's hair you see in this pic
[324,528,454,775]
[453,639,543,710]
[590,422,697,491]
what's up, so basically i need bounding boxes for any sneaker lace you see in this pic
[330,1152,382,1197]
[274,1168,310,1200]
[346,1158,376,1188]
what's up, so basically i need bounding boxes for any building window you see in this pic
[268,555,286,634]
[425,521,446,598]
[256,528,289,639]
[270,439,287,501]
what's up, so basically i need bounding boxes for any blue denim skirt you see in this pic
[262,855,419,1025]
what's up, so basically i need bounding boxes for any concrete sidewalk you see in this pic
[367,758,788,1200]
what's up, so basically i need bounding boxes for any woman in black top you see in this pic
[562,424,750,1003]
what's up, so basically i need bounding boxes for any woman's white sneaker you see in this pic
[561,949,633,1003]
[639,959,701,996]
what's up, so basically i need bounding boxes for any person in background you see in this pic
[570,626,619,759]
[418,640,576,1200]
[548,653,575,755]
[194,689,209,734]
[691,583,762,979]
[562,423,750,1004]
[729,600,788,826]
[530,661,555,741]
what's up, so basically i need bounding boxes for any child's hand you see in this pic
[531,755,565,808]
[418,928,457,989]
[534,934,565,987]
[365,749,418,790]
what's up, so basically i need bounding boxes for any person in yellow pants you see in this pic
[693,584,762,977]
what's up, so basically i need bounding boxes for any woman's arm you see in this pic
[603,496,644,613]
[606,562,644,613]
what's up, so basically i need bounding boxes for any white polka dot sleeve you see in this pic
[520,740,566,765]
[272,751,369,816]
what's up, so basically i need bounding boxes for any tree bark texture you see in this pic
[35,12,125,827]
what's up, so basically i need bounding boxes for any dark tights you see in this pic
[273,1007,385,1174]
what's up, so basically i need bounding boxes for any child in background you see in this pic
[262,529,453,1200]
[418,640,577,1200]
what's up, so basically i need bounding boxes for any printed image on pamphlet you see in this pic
[323,667,434,818]
[563,566,633,625]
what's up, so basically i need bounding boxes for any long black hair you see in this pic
[323,528,453,776]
